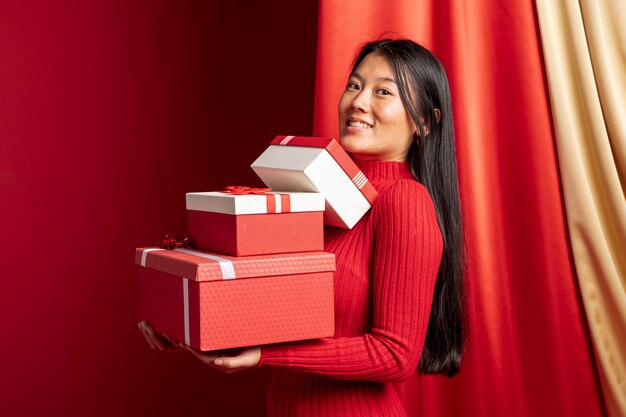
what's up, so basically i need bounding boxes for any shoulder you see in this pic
[371,179,439,241]
[374,179,434,208]
[372,179,437,224]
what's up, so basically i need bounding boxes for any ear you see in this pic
[419,108,441,136]
[411,120,419,139]
[433,108,441,123]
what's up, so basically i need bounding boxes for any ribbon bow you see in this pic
[159,233,191,250]
[222,186,272,195]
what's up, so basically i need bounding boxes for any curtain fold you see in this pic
[535,1,626,416]
[314,0,606,415]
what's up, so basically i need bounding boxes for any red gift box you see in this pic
[136,247,335,351]
[186,190,324,256]
[251,136,379,229]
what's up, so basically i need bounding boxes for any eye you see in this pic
[377,88,392,96]
[347,81,360,91]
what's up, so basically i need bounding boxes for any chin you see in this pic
[339,140,381,161]
[338,139,359,155]
[338,135,351,151]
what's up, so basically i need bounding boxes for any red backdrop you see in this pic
[1,1,608,416]
[0,1,317,415]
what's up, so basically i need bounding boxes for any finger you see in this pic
[142,326,158,350]
[138,322,157,350]
[148,328,181,351]
[145,324,166,351]
[157,334,182,353]
[215,347,261,369]
[185,346,218,366]
[214,355,250,369]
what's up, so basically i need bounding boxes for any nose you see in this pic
[350,90,370,112]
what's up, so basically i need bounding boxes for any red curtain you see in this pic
[314,0,606,416]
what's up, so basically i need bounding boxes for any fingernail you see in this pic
[214,359,224,366]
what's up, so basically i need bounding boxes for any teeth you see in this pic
[348,120,371,128]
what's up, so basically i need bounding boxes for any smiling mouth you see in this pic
[347,120,372,128]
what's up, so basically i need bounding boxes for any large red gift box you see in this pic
[136,247,335,351]
[251,135,379,229]
[186,190,324,256]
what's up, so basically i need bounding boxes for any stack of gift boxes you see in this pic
[135,136,378,351]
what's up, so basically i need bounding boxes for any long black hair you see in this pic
[351,39,466,376]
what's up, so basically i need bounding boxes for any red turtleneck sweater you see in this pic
[258,160,444,417]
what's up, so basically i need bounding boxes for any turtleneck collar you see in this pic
[353,159,415,184]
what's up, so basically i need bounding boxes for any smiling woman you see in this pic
[339,53,417,161]
[139,38,466,417]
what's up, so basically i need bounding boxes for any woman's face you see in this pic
[338,52,416,162]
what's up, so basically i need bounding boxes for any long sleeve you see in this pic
[258,179,443,383]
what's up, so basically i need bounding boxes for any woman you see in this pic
[139,38,465,417]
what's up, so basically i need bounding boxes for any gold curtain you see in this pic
[536,1,626,416]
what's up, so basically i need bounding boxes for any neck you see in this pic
[352,159,415,183]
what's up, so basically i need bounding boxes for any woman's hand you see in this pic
[137,321,182,353]
[138,321,260,373]
[183,345,261,374]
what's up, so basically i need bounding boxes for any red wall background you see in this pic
[0,1,317,415]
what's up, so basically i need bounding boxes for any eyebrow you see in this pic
[351,72,397,84]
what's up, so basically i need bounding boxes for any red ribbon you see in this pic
[221,186,291,213]
[222,186,272,195]
[159,234,191,250]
